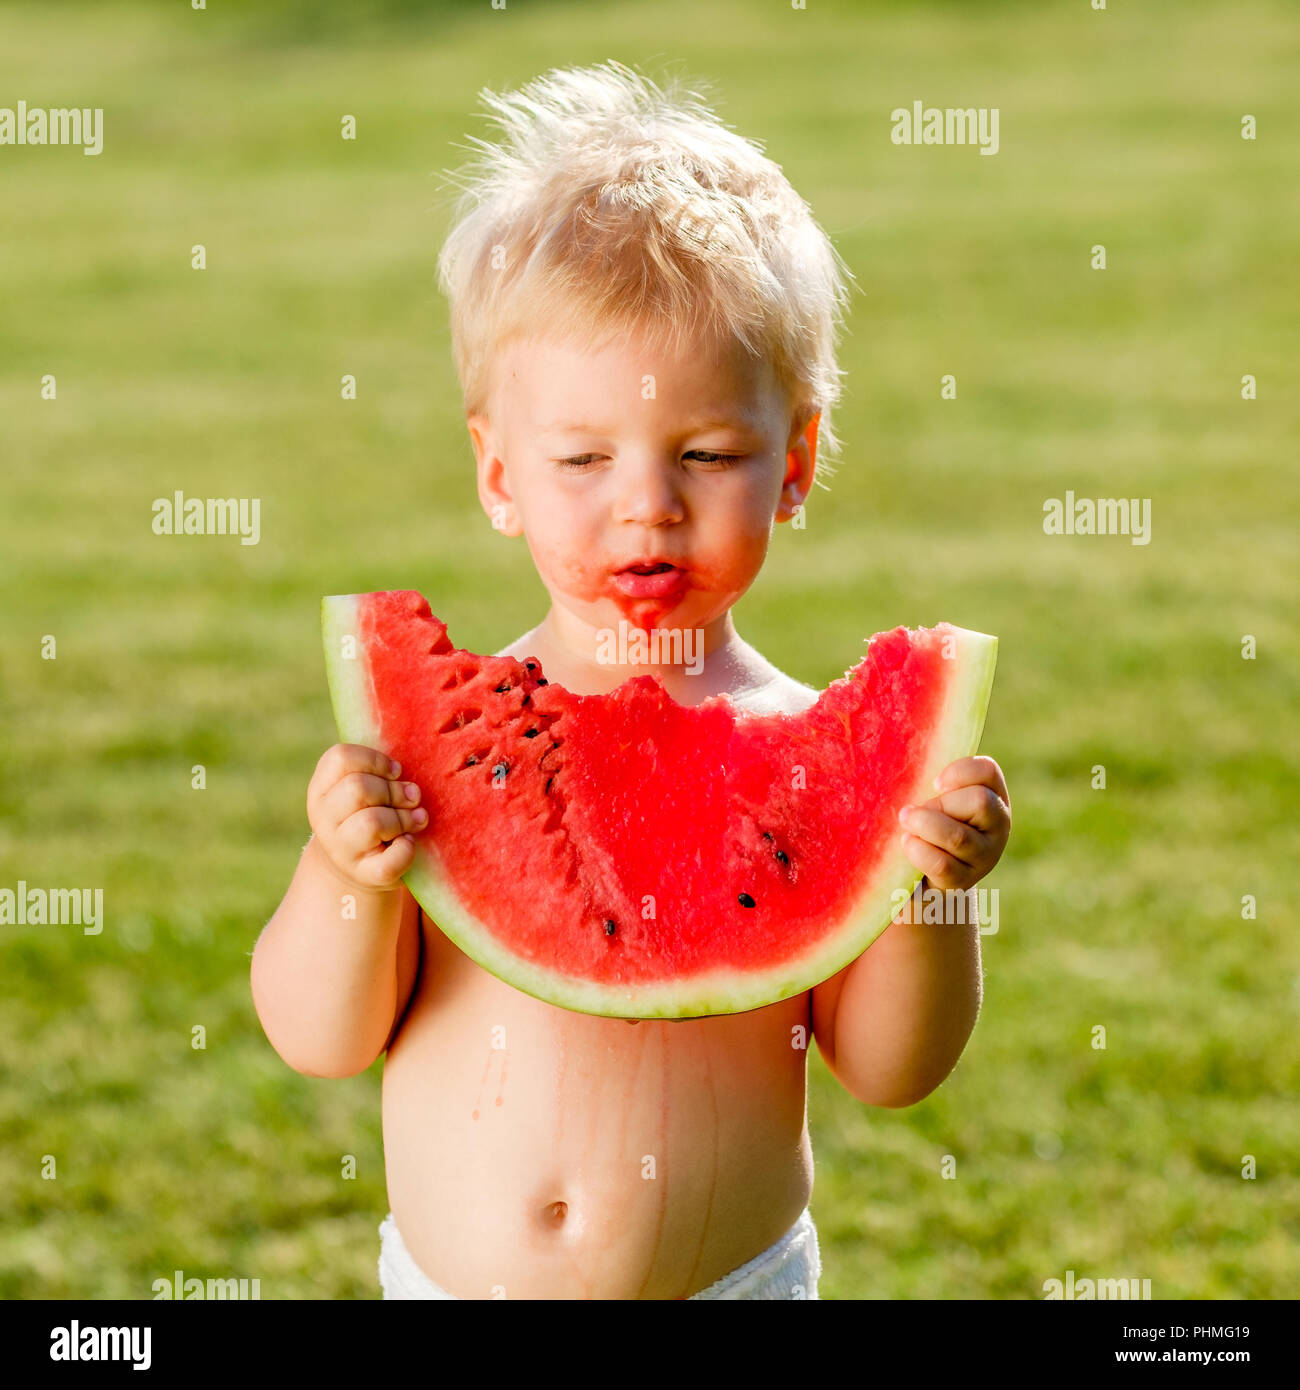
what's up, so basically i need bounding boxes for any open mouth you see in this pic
[612,561,689,602]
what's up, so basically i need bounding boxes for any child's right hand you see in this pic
[308,744,427,891]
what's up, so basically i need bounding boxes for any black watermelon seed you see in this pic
[775,850,789,865]
[761,831,773,841]
[524,728,539,738]
[544,776,554,795]
[536,677,548,686]
[494,683,511,694]
[738,893,756,909]
[492,762,509,778]
[526,661,538,670]
[604,919,617,935]
[465,755,478,766]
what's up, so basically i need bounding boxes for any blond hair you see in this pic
[436,60,855,475]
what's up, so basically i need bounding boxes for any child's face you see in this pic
[468,324,817,643]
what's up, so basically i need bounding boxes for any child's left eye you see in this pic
[686,451,744,466]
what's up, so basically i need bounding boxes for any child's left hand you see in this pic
[898,755,1011,892]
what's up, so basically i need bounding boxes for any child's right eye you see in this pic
[554,455,599,470]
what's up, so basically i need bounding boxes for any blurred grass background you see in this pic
[1,0,1297,1298]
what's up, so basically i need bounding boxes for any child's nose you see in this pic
[612,461,686,527]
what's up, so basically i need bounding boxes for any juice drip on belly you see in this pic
[471,1044,506,1121]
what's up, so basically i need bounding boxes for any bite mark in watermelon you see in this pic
[322,591,997,1019]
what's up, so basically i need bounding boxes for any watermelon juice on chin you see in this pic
[608,559,694,634]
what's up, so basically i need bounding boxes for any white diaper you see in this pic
[378,1207,821,1300]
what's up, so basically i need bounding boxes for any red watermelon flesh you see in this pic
[322,591,997,1019]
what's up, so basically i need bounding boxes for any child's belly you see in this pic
[381,918,815,1299]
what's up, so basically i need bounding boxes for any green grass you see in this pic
[1,0,1297,1299]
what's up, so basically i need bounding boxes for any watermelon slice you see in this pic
[321,591,997,1019]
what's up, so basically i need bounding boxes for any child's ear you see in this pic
[467,414,522,538]
[776,410,818,523]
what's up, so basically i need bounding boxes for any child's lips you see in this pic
[611,563,688,600]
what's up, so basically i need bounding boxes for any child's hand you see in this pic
[898,755,1010,892]
[307,744,427,891]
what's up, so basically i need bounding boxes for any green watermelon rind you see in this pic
[321,595,997,1020]
[322,594,383,751]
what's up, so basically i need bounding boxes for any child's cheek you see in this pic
[521,522,608,604]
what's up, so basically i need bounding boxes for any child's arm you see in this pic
[251,745,427,1078]
[812,757,1011,1108]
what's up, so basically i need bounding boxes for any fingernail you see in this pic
[412,808,427,826]
[933,775,945,791]
[898,807,913,825]
[405,782,420,801]
[390,760,401,777]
